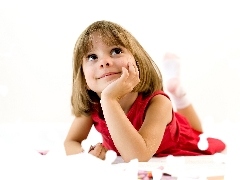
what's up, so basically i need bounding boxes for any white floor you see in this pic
[0,121,239,179]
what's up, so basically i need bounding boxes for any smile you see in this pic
[98,72,120,79]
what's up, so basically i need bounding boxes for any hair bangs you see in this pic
[80,22,131,57]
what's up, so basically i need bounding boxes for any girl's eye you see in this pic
[87,54,98,61]
[111,48,123,56]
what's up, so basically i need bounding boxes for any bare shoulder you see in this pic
[65,115,93,142]
[147,93,173,124]
[70,115,93,132]
[150,93,172,105]
[74,114,93,122]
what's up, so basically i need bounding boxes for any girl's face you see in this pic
[82,33,136,96]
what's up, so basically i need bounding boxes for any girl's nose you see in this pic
[100,62,110,67]
[99,57,112,68]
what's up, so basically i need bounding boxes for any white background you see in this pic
[1,0,240,126]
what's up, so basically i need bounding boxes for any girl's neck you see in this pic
[119,92,138,114]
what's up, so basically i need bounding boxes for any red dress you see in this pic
[91,90,225,157]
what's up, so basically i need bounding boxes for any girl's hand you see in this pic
[101,62,140,100]
[88,143,108,160]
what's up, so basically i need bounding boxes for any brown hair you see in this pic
[71,20,163,117]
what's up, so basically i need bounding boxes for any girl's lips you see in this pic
[98,72,120,79]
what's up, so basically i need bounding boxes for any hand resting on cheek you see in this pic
[101,62,140,101]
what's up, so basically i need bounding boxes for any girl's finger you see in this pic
[97,146,106,160]
[88,145,94,153]
[88,143,106,160]
[129,62,139,78]
[128,62,135,73]
[135,62,140,76]
[120,66,129,80]
[129,62,140,84]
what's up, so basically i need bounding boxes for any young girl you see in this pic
[64,20,225,162]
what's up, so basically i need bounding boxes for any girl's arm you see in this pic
[64,115,93,155]
[100,94,172,162]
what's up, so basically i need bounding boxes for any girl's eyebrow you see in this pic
[109,45,125,49]
[85,49,94,55]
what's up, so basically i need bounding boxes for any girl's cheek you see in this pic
[124,56,135,66]
[118,59,128,68]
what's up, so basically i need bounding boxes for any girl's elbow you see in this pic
[137,155,152,162]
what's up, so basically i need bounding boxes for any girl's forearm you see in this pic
[64,141,84,155]
[101,97,150,162]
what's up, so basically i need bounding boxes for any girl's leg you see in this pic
[161,53,203,132]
